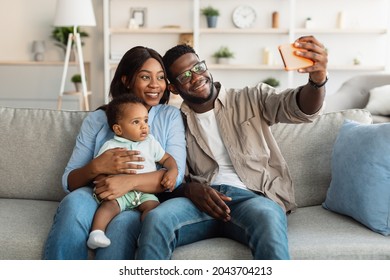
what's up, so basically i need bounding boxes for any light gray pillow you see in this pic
[0,107,88,201]
[272,109,372,208]
[364,85,390,115]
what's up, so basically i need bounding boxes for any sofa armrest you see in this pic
[325,74,390,112]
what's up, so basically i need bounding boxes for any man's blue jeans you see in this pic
[137,185,290,260]
[43,187,141,259]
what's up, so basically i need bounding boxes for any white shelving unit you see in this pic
[0,61,91,110]
[103,0,390,103]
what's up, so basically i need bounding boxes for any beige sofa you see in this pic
[1,106,390,260]
[325,74,390,123]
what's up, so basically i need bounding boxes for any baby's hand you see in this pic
[161,169,177,192]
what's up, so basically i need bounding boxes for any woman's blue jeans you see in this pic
[136,185,290,260]
[43,187,141,259]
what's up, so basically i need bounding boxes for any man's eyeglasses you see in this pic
[175,60,207,85]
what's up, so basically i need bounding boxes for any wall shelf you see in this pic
[103,0,390,100]
[199,28,290,34]
[0,61,79,66]
[294,28,388,34]
[110,28,193,34]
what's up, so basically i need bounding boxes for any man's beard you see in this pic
[178,75,214,104]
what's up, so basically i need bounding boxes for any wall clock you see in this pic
[232,5,257,28]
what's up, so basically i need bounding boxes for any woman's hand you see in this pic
[93,174,135,201]
[92,147,145,175]
[184,183,232,222]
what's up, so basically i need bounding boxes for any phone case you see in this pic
[278,44,314,71]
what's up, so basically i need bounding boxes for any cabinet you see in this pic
[103,0,390,103]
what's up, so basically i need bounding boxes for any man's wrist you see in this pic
[308,76,328,89]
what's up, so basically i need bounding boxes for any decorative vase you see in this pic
[272,12,279,28]
[305,18,314,29]
[32,40,45,62]
[207,16,218,28]
[74,82,82,92]
[217,57,231,64]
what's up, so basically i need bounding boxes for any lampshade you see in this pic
[54,0,96,27]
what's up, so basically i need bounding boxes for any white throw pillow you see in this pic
[364,84,390,115]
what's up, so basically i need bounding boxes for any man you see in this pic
[137,36,328,259]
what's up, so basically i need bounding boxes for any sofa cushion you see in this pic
[0,107,88,202]
[172,206,390,260]
[323,120,390,236]
[271,109,372,207]
[0,198,59,259]
[287,206,390,259]
[364,84,390,116]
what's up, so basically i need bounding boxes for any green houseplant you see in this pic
[201,6,220,28]
[51,27,89,57]
[262,77,280,88]
[71,74,83,92]
[213,46,234,64]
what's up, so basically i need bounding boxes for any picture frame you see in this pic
[130,7,147,28]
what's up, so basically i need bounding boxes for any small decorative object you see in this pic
[353,53,361,65]
[201,6,219,28]
[130,7,147,27]
[213,46,234,64]
[262,48,274,65]
[336,11,345,29]
[128,18,139,29]
[32,40,45,61]
[272,11,279,28]
[71,74,83,92]
[232,5,257,28]
[305,17,313,29]
[178,33,194,47]
[262,77,280,88]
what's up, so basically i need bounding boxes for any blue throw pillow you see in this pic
[323,120,390,235]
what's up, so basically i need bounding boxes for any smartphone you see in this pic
[278,43,314,71]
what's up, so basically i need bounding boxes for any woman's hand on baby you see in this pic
[93,174,134,201]
[93,148,145,175]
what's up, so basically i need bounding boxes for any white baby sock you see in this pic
[87,230,111,249]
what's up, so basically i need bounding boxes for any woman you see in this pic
[44,46,186,259]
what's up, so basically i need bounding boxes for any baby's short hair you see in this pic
[106,94,145,131]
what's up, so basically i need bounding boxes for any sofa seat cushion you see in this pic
[172,206,390,260]
[0,198,59,259]
[288,206,390,259]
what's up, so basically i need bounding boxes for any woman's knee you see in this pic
[56,187,97,224]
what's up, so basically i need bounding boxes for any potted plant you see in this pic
[305,17,313,29]
[213,46,234,64]
[51,27,89,59]
[262,77,280,88]
[201,6,220,28]
[71,74,82,92]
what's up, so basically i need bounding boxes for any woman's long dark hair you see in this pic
[109,46,170,104]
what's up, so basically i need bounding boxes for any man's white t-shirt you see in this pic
[195,110,247,190]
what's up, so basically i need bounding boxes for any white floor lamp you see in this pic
[54,0,96,111]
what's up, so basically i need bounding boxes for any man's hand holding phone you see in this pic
[278,43,314,71]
